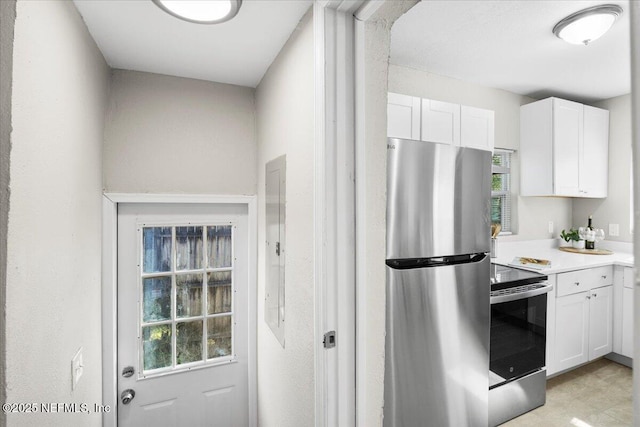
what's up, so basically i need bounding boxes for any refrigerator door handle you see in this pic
[386,253,487,270]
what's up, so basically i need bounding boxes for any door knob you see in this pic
[121,389,135,405]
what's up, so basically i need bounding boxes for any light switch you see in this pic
[609,224,619,237]
[71,347,83,390]
[548,221,554,234]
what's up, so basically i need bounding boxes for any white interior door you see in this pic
[117,203,249,427]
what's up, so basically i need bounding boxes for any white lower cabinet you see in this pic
[621,267,634,358]
[588,285,613,360]
[621,287,634,357]
[549,266,613,375]
[554,291,590,372]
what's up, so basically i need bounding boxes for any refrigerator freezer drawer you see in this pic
[384,256,490,427]
[386,137,492,260]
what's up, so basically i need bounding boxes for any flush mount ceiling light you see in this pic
[152,0,242,24]
[553,4,623,45]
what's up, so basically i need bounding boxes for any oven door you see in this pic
[490,292,547,389]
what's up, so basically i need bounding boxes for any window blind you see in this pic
[492,149,513,233]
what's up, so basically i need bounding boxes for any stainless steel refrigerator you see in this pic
[384,137,491,427]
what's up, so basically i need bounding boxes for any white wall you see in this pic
[0,1,16,421]
[355,2,417,425]
[573,94,633,242]
[255,9,315,427]
[630,3,640,423]
[103,70,256,195]
[387,64,573,241]
[7,1,110,426]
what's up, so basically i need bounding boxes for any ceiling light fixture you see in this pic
[553,4,622,45]
[152,0,242,24]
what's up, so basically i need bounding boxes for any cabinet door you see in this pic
[387,92,421,140]
[588,286,613,360]
[546,275,558,376]
[460,106,494,152]
[555,291,589,372]
[520,98,554,196]
[553,98,583,197]
[420,99,460,146]
[621,287,634,358]
[623,265,633,289]
[581,106,609,198]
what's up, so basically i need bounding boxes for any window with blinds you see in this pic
[492,149,512,233]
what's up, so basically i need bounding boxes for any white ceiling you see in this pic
[72,0,313,88]
[391,0,631,103]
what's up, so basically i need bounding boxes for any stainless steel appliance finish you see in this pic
[490,282,554,304]
[489,370,546,427]
[386,137,492,261]
[385,256,490,427]
[488,264,552,426]
[384,138,491,427]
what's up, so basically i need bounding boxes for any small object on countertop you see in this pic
[585,215,595,250]
[510,257,552,270]
[558,247,613,255]
[491,223,501,238]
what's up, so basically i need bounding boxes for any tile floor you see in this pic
[503,359,633,427]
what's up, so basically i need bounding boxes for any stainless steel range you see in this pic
[489,264,553,426]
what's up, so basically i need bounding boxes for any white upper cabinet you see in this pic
[520,97,609,198]
[582,105,609,197]
[421,99,460,146]
[387,92,421,140]
[553,99,583,196]
[460,105,495,152]
[388,93,494,152]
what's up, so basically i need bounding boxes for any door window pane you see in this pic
[143,277,172,322]
[177,321,203,365]
[142,325,172,370]
[176,274,203,318]
[176,226,203,271]
[207,226,232,268]
[140,223,235,374]
[207,272,232,314]
[143,227,172,273]
[208,316,232,359]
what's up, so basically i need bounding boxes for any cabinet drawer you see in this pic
[557,266,613,297]
[592,266,613,287]
[557,270,590,296]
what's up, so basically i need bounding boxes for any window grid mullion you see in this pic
[171,226,177,369]
[202,226,208,362]
[231,225,236,357]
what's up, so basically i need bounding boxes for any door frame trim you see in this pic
[101,193,258,427]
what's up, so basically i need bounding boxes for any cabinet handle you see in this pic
[586,295,591,299]
[593,293,598,298]
[602,275,607,279]
[575,282,580,286]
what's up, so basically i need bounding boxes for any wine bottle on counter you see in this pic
[585,215,595,250]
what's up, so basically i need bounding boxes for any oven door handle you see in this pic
[490,283,554,305]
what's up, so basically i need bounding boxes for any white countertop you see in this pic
[492,239,633,274]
